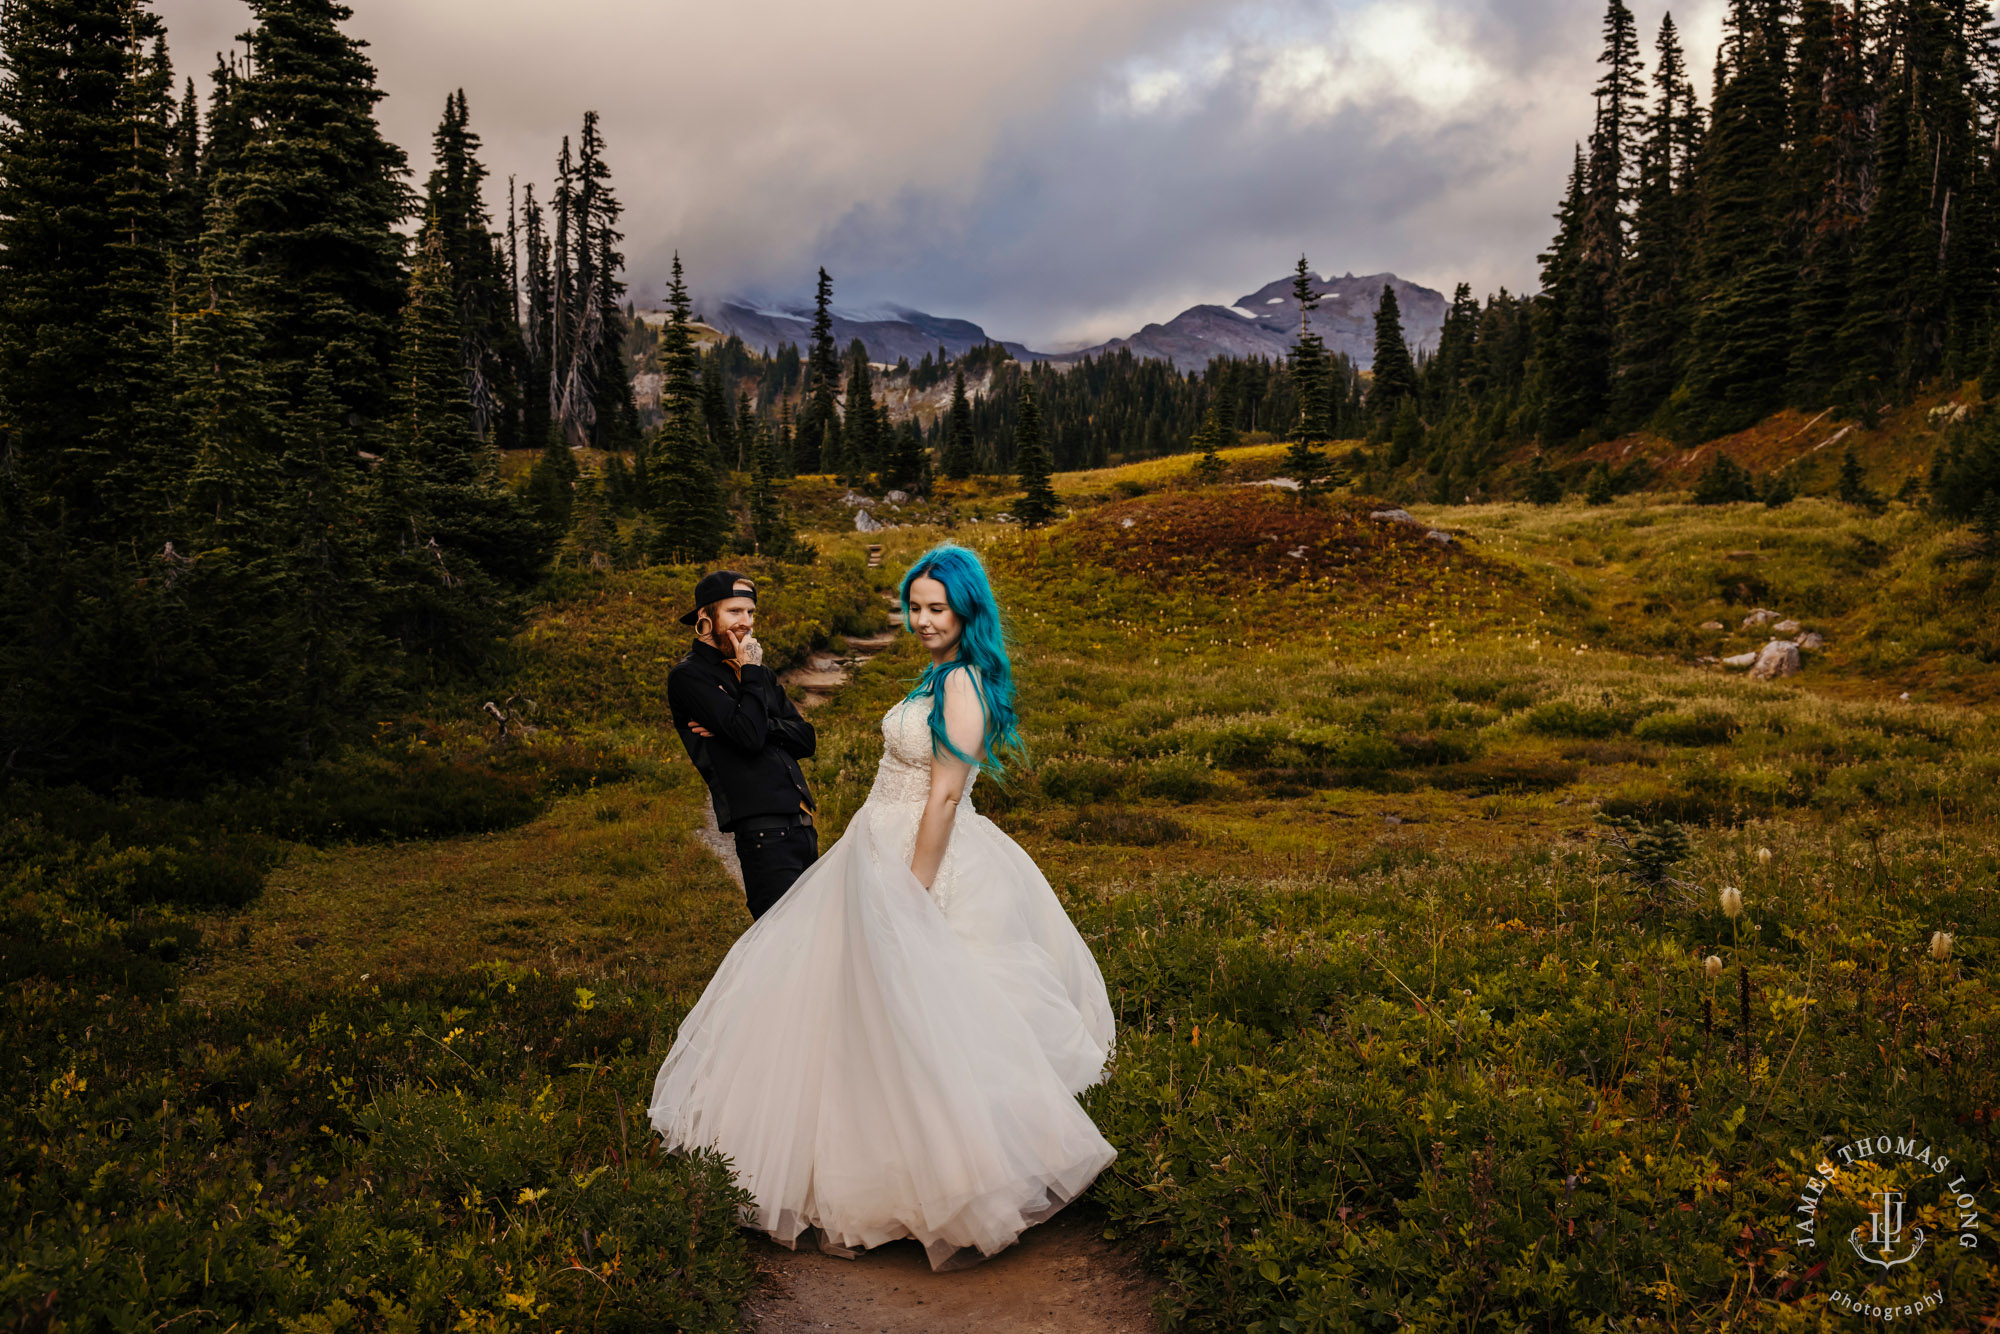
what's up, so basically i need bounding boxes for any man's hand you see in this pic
[737,634,764,667]
[689,721,714,738]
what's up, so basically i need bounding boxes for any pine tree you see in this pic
[942,367,977,478]
[796,267,840,472]
[746,411,804,561]
[1535,148,1612,442]
[887,417,928,494]
[1691,451,1757,503]
[424,90,524,451]
[1611,15,1699,427]
[519,183,555,454]
[373,223,545,668]
[1524,454,1564,504]
[1585,461,1616,504]
[573,112,639,454]
[523,428,578,531]
[0,0,171,531]
[1206,361,1240,452]
[279,356,381,737]
[561,471,617,571]
[1784,0,1867,405]
[735,389,761,474]
[1192,401,1226,482]
[1369,283,1420,432]
[1286,257,1327,484]
[165,75,205,279]
[1569,0,1644,435]
[1680,1,1794,436]
[842,341,879,483]
[700,356,735,469]
[1835,444,1879,508]
[1013,378,1059,525]
[212,0,410,420]
[1389,398,1425,465]
[649,253,728,563]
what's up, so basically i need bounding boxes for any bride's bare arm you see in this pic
[910,670,985,890]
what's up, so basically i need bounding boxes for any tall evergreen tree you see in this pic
[1286,257,1328,483]
[1013,378,1059,525]
[0,0,171,531]
[212,0,411,420]
[519,183,555,452]
[1536,147,1612,442]
[843,340,878,483]
[1784,0,1867,404]
[649,253,728,563]
[746,409,802,560]
[573,112,640,454]
[700,356,735,469]
[1680,0,1795,436]
[165,75,205,277]
[942,367,977,479]
[796,267,840,472]
[372,223,545,670]
[424,89,524,450]
[1611,15,1699,426]
[1369,283,1420,430]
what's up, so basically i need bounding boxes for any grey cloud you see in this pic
[154,0,1725,350]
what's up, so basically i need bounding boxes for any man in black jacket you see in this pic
[667,571,819,920]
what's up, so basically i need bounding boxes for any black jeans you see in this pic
[734,823,819,920]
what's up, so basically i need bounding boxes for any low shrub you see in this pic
[1427,756,1582,793]
[1058,808,1188,845]
[1633,708,1740,745]
[1038,756,1127,805]
[1523,700,1632,738]
[2,967,758,1331]
[1076,855,2000,1332]
[1138,753,1221,803]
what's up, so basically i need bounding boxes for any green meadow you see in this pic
[7,445,1998,1330]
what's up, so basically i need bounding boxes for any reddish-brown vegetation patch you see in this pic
[1047,486,1489,591]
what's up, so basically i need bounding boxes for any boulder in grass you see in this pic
[1748,639,1802,680]
[1722,651,1759,668]
[854,510,885,533]
[1370,508,1421,525]
[1425,530,1455,545]
[1774,618,1801,634]
[1741,608,1782,629]
[1700,621,1726,632]
[1796,631,1825,650]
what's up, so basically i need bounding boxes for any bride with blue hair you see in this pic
[649,542,1116,1270]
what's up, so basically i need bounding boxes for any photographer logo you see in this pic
[1787,1133,1985,1322]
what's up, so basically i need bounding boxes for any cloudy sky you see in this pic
[154,0,1723,351]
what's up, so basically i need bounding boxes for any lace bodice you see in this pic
[868,686,984,913]
[867,693,981,810]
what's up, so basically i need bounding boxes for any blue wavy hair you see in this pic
[898,543,1024,780]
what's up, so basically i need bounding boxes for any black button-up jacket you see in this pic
[666,637,817,832]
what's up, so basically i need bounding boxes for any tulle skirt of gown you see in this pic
[647,787,1117,1269]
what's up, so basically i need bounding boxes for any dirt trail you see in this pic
[740,1213,1160,1333]
[694,604,1162,1332]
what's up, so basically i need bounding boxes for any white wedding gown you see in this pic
[648,687,1117,1269]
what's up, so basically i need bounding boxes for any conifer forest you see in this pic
[6,0,2000,1329]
